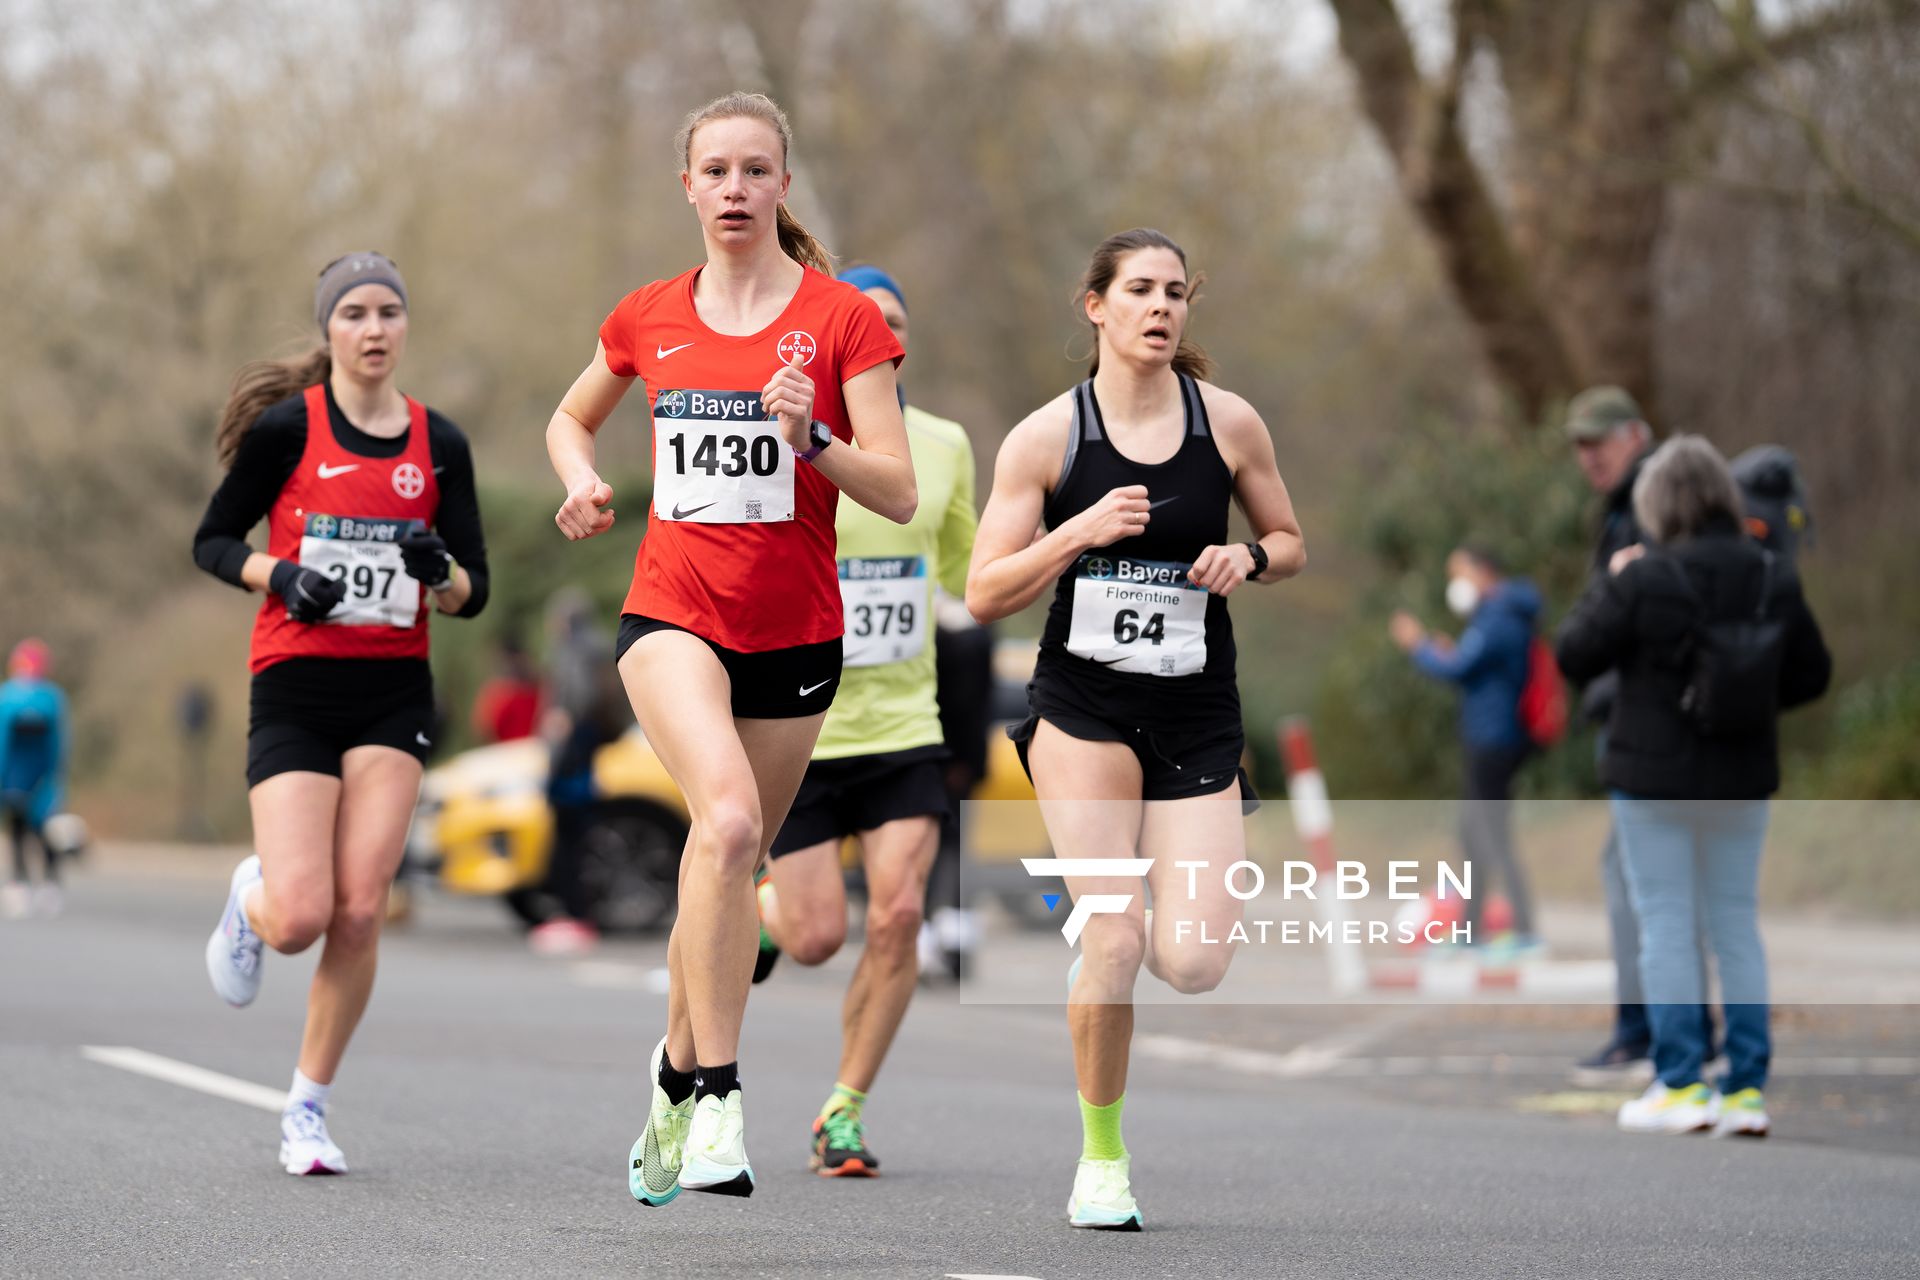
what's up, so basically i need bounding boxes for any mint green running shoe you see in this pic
[630,1036,692,1206]
[1068,1155,1143,1231]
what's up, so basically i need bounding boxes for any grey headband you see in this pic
[315,252,407,331]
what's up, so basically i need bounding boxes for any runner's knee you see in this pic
[327,893,386,950]
[864,892,923,959]
[1080,914,1146,978]
[786,914,847,966]
[691,800,762,878]
[1158,945,1231,995]
[265,886,331,953]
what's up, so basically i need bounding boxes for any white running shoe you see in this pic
[679,1090,753,1196]
[1069,1155,1144,1230]
[280,1101,348,1175]
[629,1037,692,1206]
[1618,1081,1719,1134]
[1,880,30,920]
[205,855,265,1007]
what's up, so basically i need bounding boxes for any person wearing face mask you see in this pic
[1391,546,1542,952]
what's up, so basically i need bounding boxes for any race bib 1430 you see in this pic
[651,387,795,524]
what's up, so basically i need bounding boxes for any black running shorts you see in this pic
[616,614,842,719]
[1009,670,1257,808]
[768,744,951,857]
[247,658,436,788]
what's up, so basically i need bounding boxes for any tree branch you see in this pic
[1327,0,1578,425]
[1721,5,1920,254]
[1683,0,1915,106]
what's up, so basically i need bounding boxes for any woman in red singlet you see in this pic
[544,92,915,1204]
[192,252,491,1175]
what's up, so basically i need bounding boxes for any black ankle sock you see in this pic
[695,1061,740,1101]
[658,1052,697,1106]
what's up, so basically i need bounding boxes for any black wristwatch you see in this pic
[1244,540,1269,579]
[795,419,833,463]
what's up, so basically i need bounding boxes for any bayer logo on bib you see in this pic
[840,556,927,668]
[297,513,422,628]
[652,386,795,523]
[1066,553,1208,676]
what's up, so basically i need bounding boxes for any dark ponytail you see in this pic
[1076,227,1213,381]
[216,345,330,468]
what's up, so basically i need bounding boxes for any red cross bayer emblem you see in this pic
[776,330,817,366]
[392,462,426,499]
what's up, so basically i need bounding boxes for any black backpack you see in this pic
[1676,551,1787,739]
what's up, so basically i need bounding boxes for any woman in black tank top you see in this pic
[966,229,1305,1231]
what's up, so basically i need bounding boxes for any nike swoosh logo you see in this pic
[670,502,716,519]
[797,679,835,697]
[316,463,360,479]
[1149,496,1180,509]
[1197,775,1221,787]
[657,342,695,359]
[415,732,432,747]
[1090,657,1129,666]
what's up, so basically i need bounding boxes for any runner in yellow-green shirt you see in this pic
[757,264,977,1178]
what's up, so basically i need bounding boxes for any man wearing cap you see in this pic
[1562,388,1715,1086]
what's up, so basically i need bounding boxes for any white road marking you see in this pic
[947,1274,1044,1279]
[1136,1009,1427,1079]
[81,1046,285,1113]
[1130,1037,1920,1081]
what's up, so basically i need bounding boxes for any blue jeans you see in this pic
[1611,796,1771,1094]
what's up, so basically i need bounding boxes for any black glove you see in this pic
[270,560,347,623]
[399,530,455,590]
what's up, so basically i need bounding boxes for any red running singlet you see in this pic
[599,265,903,653]
[249,385,442,672]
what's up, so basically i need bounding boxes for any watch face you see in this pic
[812,421,832,449]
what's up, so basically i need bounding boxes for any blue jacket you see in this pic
[0,676,68,826]
[1411,579,1540,750]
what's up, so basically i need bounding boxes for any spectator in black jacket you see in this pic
[1562,386,1696,1087]
[1558,435,1830,1139]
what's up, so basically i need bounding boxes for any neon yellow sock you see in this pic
[819,1081,866,1123]
[1079,1092,1127,1161]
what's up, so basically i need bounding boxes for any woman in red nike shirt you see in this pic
[544,91,915,1202]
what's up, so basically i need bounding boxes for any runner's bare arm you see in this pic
[1187,385,1305,593]
[547,341,635,541]
[811,360,917,524]
[965,400,1150,623]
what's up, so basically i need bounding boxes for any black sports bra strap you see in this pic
[1058,381,1093,493]
[1180,372,1211,438]
[1079,381,1103,442]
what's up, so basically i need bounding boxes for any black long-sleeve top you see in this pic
[192,385,490,618]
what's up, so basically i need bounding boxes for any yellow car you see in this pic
[407,639,1053,932]
[407,728,691,931]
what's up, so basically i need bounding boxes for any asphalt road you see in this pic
[2,864,1915,1279]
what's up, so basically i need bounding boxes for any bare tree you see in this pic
[1327,0,1919,426]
